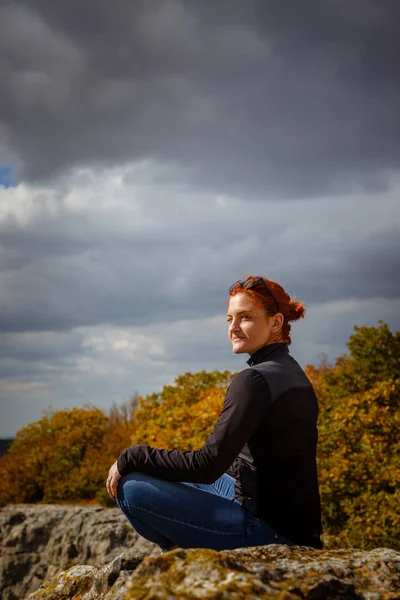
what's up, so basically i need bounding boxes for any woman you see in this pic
[106,276,323,552]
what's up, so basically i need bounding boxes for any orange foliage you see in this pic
[1,323,399,551]
[131,386,226,450]
[0,406,108,504]
[128,370,234,450]
[308,321,400,550]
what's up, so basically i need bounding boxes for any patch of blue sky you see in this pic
[0,166,17,188]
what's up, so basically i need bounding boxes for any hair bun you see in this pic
[288,298,306,322]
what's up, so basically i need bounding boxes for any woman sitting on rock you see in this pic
[106,276,323,552]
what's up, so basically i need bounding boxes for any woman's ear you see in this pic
[271,312,284,332]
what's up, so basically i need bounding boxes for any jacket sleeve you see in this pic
[117,368,271,483]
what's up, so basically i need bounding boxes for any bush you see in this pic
[0,406,109,504]
[313,322,400,551]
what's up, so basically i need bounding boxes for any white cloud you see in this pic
[0,183,58,226]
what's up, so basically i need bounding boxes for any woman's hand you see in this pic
[106,460,121,501]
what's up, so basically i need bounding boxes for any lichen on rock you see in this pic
[27,545,400,600]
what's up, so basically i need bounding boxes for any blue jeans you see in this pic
[116,471,294,552]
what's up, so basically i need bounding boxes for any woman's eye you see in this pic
[241,315,250,320]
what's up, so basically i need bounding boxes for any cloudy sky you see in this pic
[0,0,399,438]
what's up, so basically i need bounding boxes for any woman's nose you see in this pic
[229,320,240,333]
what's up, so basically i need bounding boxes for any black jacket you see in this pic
[117,342,324,549]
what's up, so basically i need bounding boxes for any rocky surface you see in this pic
[0,504,160,600]
[2,504,400,600]
[26,545,400,600]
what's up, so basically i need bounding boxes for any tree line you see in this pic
[0,321,398,551]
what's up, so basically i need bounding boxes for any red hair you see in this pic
[228,276,306,345]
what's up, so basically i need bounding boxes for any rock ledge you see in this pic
[27,545,400,600]
[0,504,159,600]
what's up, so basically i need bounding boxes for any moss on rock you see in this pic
[26,545,400,600]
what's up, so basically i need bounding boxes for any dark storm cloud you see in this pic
[345,229,400,296]
[0,1,399,438]
[0,180,397,335]
[0,0,399,196]
[0,328,85,391]
[285,227,400,304]
[0,330,83,364]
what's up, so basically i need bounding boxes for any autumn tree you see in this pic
[1,323,398,551]
[0,406,109,505]
[94,394,142,506]
[323,320,400,395]
[312,321,400,550]
[129,370,235,449]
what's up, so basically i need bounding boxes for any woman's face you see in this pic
[227,292,275,356]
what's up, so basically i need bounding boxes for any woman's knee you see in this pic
[117,471,159,506]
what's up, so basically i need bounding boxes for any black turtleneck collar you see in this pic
[247,342,289,367]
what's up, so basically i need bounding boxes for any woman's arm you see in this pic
[117,368,271,483]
